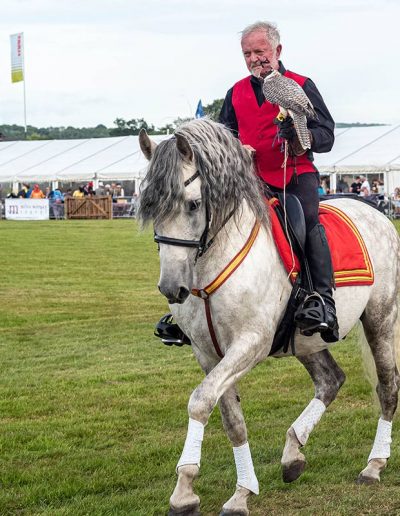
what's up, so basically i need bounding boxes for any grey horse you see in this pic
[138,118,400,515]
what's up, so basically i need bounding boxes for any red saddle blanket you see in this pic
[269,200,374,287]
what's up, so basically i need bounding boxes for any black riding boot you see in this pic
[294,223,339,343]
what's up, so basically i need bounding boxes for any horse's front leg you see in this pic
[169,337,263,516]
[281,349,346,482]
[219,385,258,516]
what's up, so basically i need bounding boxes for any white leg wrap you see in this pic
[233,442,259,495]
[291,398,326,446]
[368,417,392,462]
[176,418,204,472]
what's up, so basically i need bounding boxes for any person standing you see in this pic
[30,184,45,199]
[219,21,338,342]
[359,176,371,197]
[350,176,362,195]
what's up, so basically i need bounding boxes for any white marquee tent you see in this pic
[0,134,168,187]
[315,124,400,194]
[0,124,399,193]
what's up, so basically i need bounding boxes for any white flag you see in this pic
[10,33,24,83]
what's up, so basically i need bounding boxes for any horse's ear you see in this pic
[175,134,193,163]
[139,128,157,161]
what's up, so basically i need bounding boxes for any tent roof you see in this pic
[315,124,400,173]
[0,124,399,182]
[0,134,168,182]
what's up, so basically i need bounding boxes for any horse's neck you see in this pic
[194,200,277,282]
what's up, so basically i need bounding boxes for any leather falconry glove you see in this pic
[274,115,312,156]
[276,115,296,140]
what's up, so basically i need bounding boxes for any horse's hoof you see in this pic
[356,473,380,485]
[168,504,201,516]
[282,459,306,483]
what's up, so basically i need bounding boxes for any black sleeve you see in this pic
[303,78,335,153]
[218,88,239,137]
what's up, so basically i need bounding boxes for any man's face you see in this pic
[241,30,281,78]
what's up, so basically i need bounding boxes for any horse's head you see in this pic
[138,119,267,305]
[139,128,207,304]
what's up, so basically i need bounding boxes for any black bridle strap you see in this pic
[184,170,200,187]
[199,208,236,256]
[154,235,201,248]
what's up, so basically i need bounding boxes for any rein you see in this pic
[192,220,261,358]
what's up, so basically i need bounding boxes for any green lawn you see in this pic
[0,219,399,515]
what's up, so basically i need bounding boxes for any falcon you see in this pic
[262,69,317,150]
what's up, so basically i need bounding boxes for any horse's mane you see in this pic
[138,118,268,230]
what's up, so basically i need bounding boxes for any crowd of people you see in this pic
[317,175,389,198]
[7,181,128,201]
[3,181,138,219]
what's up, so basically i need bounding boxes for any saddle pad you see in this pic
[270,201,374,287]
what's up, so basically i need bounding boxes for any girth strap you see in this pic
[192,220,261,359]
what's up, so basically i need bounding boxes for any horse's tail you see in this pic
[394,292,400,369]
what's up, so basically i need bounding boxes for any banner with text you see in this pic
[5,199,49,220]
[10,32,24,83]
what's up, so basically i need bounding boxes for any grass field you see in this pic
[0,219,400,515]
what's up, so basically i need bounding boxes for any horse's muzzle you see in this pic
[158,285,190,304]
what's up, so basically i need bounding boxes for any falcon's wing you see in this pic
[263,73,317,120]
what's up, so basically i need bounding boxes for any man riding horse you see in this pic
[219,20,338,342]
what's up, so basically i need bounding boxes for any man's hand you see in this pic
[242,144,256,155]
[275,116,296,141]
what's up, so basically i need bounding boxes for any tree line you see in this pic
[0,99,224,141]
[0,97,385,141]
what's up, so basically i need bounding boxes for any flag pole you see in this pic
[22,33,27,139]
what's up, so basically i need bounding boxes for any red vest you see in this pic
[232,70,316,188]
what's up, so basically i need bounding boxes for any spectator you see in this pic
[83,181,95,196]
[17,183,30,198]
[49,186,64,219]
[30,184,46,199]
[360,176,371,197]
[393,187,400,216]
[95,182,105,196]
[73,186,85,198]
[350,176,362,195]
[116,183,125,197]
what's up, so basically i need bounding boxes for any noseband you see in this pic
[154,170,211,263]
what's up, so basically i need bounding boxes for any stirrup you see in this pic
[154,313,191,347]
[294,292,329,337]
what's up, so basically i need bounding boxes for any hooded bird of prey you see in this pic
[262,69,317,150]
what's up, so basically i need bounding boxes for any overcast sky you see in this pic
[1,0,399,129]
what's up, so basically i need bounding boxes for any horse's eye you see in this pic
[188,200,201,212]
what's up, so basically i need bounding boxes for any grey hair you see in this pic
[241,21,280,48]
[138,118,268,231]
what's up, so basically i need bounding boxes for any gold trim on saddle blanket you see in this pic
[289,203,374,286]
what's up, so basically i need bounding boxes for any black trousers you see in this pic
[269,172,320,233]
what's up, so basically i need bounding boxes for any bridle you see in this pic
[154,169,227,263]
[154,167,260,359]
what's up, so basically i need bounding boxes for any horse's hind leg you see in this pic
[357,305,400,484]
[219,385,257,516]
[281,349,346,482]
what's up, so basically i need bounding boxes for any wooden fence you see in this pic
[65,196,112,219]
